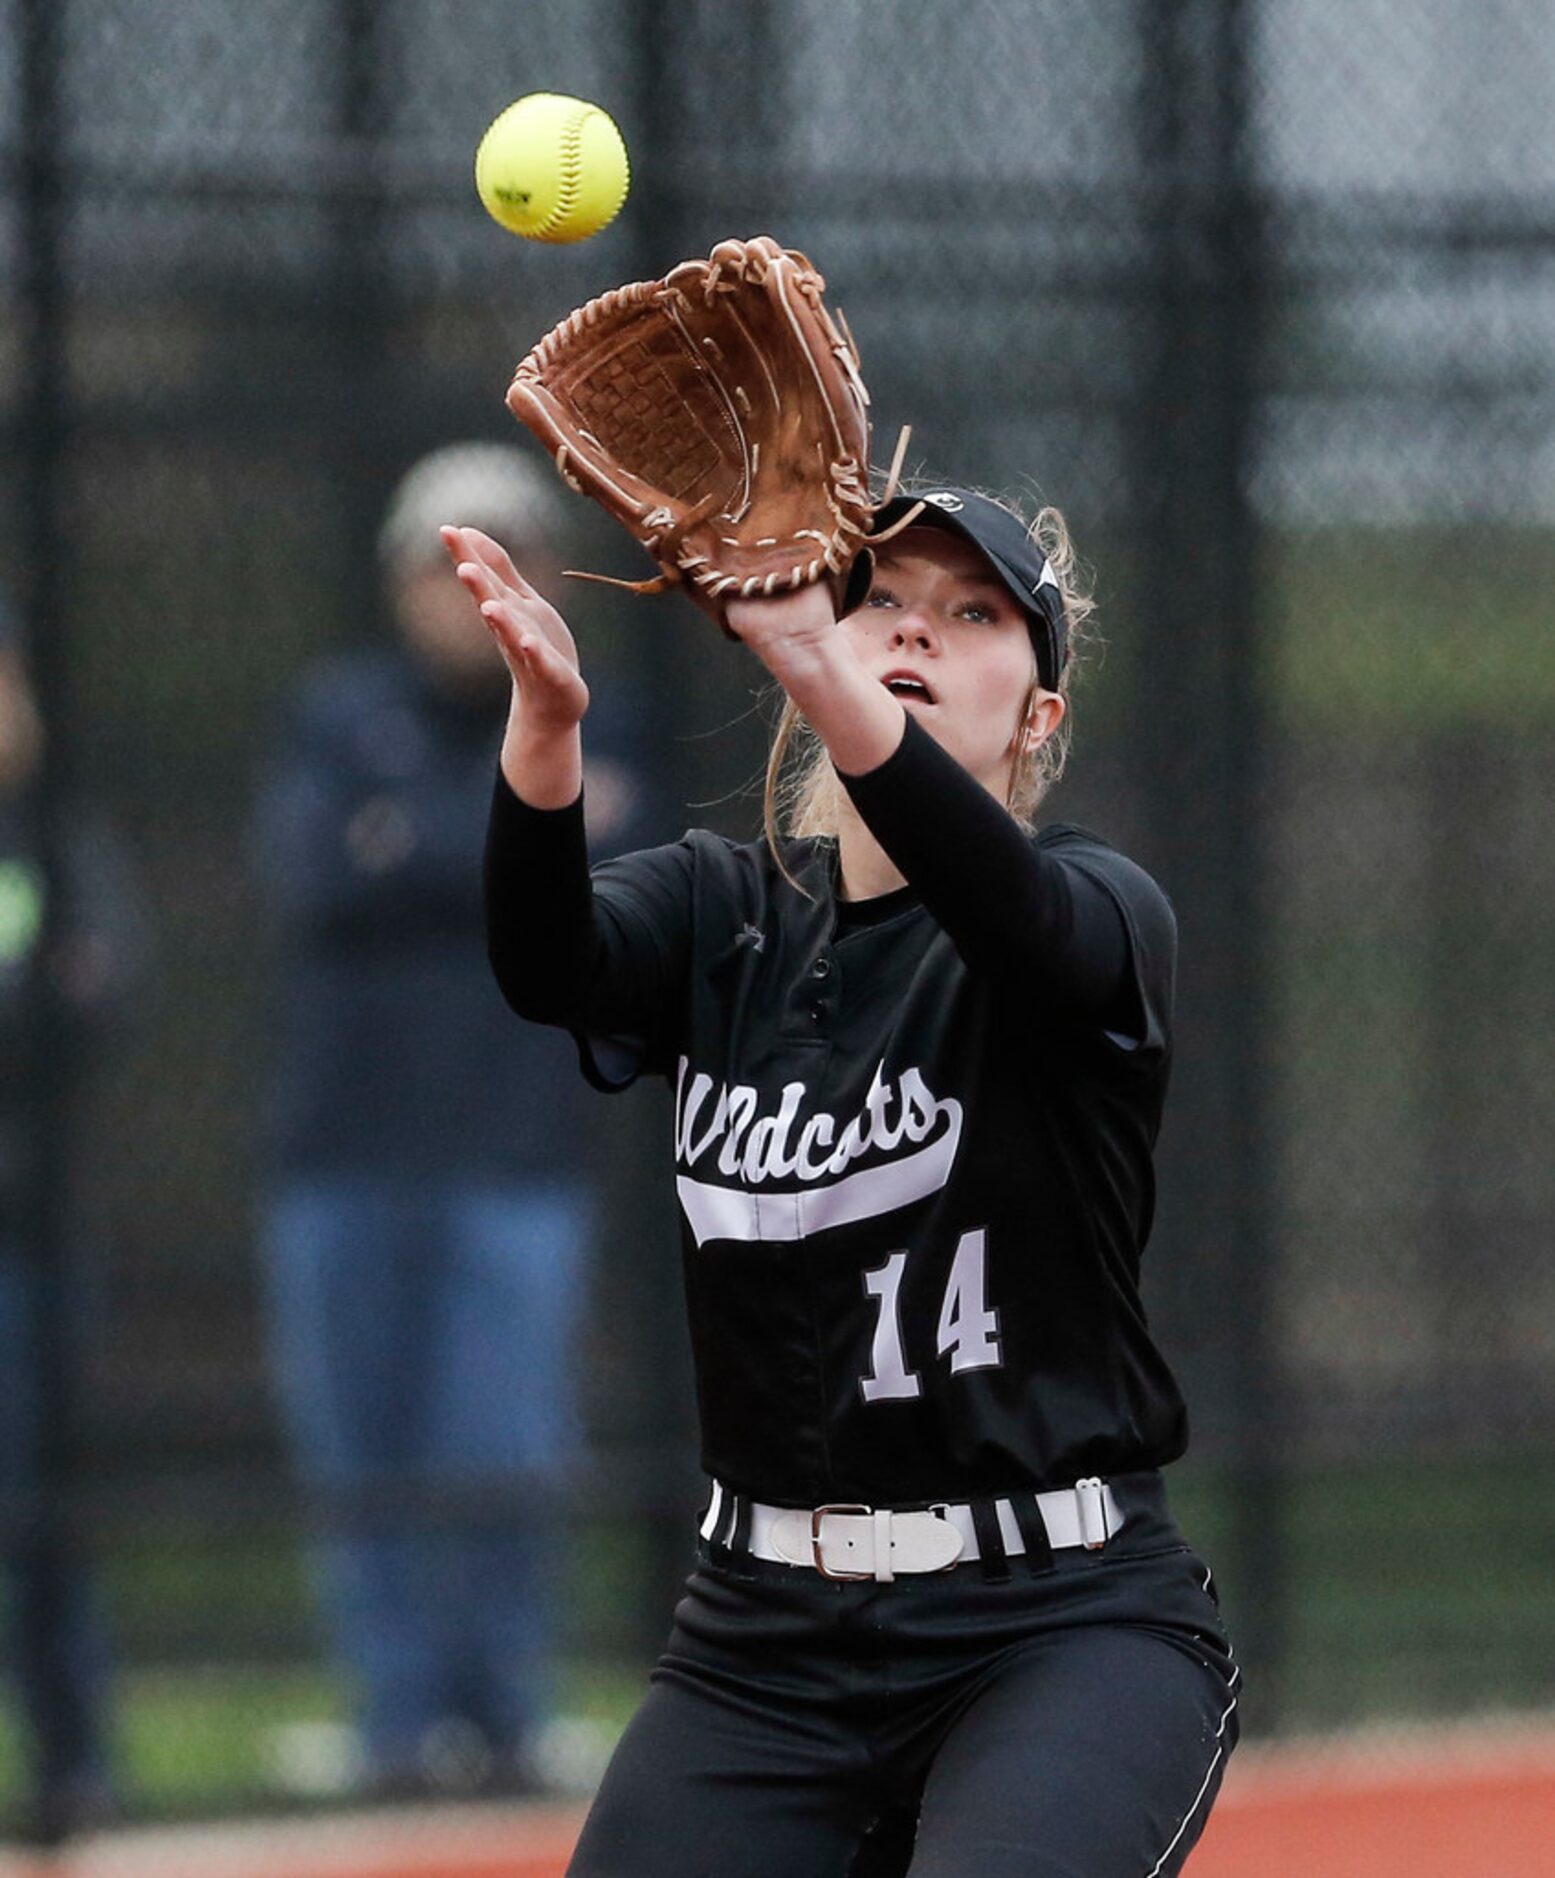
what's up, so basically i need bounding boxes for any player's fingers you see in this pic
[485,600,569,675]
[456,559,553,648]
[453,557,502,610]
[484,607,588,720]
[442,526,526,609]
[481,599,559,679]
[478,596,527,658]
[459,527,536,598]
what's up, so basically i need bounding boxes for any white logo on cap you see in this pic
[922,491,965,512]
[1034,560,1060,594]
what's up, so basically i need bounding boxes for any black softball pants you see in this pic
[568,1480,1239,1877]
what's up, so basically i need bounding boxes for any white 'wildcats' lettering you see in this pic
[672,1058,964,1247]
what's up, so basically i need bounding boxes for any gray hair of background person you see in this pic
[377,443,566,579]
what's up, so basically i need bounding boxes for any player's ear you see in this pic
[1015,688,1065,754]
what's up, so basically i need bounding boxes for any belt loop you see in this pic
[730,1492,754,1558]
[1075,1477,1109,1550]
[710,1488,742,1567]
[968,1499,1010,1584]
[1009,1493,1055,1576]
[872,1508,895,1583]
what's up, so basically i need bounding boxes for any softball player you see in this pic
[446,485,1239,1876]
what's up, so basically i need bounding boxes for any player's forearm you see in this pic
[728,589,906,778]
[484,770,597,1024]
[485,771,688,1051]
[781,639,906,776]
[839,715,1130,1013]
[499,690,585,810]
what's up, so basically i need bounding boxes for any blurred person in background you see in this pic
[256,444,648,1801]
[0,587,146,1844]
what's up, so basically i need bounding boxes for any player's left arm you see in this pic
[727,585,1142,1030]
[847,719,1147,1031]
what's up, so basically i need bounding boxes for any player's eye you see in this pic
[865,585,901,609]
[955,600,997,624]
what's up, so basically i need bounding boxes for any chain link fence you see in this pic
[1,0,1551,1839]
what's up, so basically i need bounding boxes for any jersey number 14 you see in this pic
[860,1228,1002,1402]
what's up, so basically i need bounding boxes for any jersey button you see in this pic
[811,956,833,979]
[809,1003,825,1024]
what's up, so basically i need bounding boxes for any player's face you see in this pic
[841,529,1060,795]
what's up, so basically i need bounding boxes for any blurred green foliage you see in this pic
[1272,530,1555,730]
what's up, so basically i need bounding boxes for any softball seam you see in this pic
[534,107,587,240]
[533,105,623,243]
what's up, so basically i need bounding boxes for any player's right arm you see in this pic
[443,524,586,807]
[446,524,691,1065]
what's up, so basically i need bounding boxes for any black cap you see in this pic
[841,486,1069,690]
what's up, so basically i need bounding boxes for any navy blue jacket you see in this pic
[257,647,645,1184]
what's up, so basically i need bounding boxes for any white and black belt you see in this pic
[699,1477,1123,1583]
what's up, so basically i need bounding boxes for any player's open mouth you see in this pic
[881,670,937,705]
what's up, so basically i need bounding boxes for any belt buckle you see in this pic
[811,1503,873,1580]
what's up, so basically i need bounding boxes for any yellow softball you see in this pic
[474,93,629,244]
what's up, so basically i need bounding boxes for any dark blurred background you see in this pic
[1,0,1552,1834]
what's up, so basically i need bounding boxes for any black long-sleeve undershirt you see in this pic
[835,714,1129,1007]
[485,712,1138,1042]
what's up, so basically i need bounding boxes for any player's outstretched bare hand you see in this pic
[441,524,589,732]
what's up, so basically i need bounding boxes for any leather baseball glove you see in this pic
[506,235,882,628]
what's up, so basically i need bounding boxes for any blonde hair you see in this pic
[761,496,1096,886]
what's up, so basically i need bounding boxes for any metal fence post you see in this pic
[608,0,711,1659]
[328,0,395,617]
[16,0,90,1835]
[1133,0,1286,1723]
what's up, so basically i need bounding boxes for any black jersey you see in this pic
[486,716,1188,1506]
